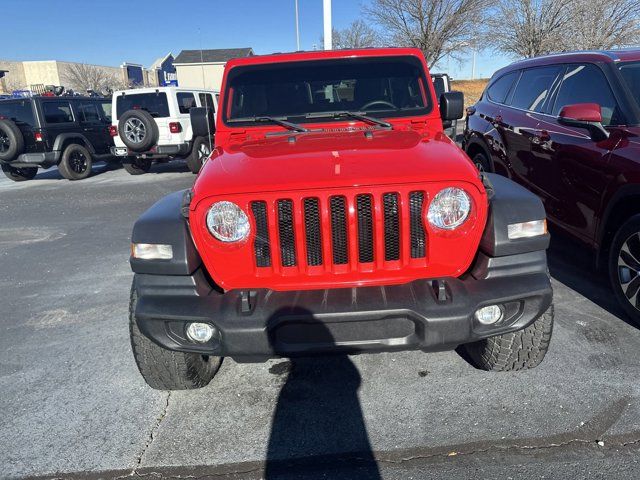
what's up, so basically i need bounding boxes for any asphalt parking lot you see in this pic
[1,161,640,479]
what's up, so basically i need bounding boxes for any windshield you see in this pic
[224,56,431,126]
[619,61,640,110]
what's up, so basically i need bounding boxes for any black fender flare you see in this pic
[53,133,96,155]
[595,184,640,264]
[130,190,203,275]
[465,136,494,171]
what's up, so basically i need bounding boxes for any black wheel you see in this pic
[462,304,554,371]
[123,157,152,175]
[608,215,640,326]
[187,136,212,174]
[1,163,37,182]
[0,119,24,161]
[129,285,222,390]
[472,152,491,172]
[58,144,92,180]
[118,110,158,152]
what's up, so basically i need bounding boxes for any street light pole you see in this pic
[471,49,477,80]
[294,0,300,51]
[323,0,332,50]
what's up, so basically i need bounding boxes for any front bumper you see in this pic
[133,251,552,362]
[111,142,191,159]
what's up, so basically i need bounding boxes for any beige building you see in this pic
[174,48,253,91]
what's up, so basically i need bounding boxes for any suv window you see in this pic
[552,64,621,126]
[0,100,36,126]
[99,100,112,122]
[116,93,169,119]
[199,93,215,112]
[619,61,640,110]
[78,102,101,122]
[432,76,446,100]
[510,66,561,112]
[43,101,74,124]
[177,92,197,114]
[487,72,518,104]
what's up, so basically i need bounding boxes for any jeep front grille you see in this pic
[249,190,427,270]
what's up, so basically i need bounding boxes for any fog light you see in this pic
[474,305,504,325]
[186,322,216,343]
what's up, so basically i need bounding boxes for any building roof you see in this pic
[150,53,174,70]
[174,48,254,64]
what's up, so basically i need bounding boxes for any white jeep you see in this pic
[110,87,218,174]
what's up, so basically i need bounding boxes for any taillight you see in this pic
[34,132,43,142]
[169,122,182,133]
[109,125,118,137]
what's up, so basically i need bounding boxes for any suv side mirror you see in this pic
[439,91,464,121]
[190,107,215,138]
[558,103,609,141]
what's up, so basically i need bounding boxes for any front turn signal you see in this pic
[507,220,547,239]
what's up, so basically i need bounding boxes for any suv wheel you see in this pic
[118,110,159,152]
[123,157,152,175]
[609,215,640,326]
[187,137,212,174]
[462,304,554,371]
[472,152,491,172]
[129,286,222,390]
[0,119,25,162]
[1,163,38,182]
[58,144,93,180]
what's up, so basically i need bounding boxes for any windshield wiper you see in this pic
[228,116,308,132]
[306,111,392,129]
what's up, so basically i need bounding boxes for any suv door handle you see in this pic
[532,130,551,143]
[492,115,503,127]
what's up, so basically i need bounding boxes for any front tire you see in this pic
[187,136,212,174]
[58,144,92,180]
[123,157,152,175]
[608,215,640,326]
[129,286,222,390]
[1,163,38,181]
[472,152,491,172]
[462,304,554,371]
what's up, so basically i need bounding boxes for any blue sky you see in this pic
[3,0,509,79]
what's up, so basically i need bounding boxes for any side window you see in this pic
[78,102,100,122]
[199,93,215,112]
[552,64,620,125]
[43,101,74,124]
[177,92,197,114]
[99,101,113,122]
[510,66,561,112]
[487,72,518,104]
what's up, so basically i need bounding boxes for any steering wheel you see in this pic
[360,100,397,111]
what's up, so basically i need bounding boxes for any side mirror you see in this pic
[440,91,464,121]
[190,107,215,138]
[558,103,609,141]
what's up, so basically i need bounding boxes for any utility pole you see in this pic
[471,50,477,80]
[323,0,332,50]
[294,0,300,51]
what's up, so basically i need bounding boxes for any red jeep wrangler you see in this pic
[128,48,554,390]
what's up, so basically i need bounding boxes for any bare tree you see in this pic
[332,20,380,49]
[61,63,122,94]
[486,0,573,58]
[562,0,640,50]
[364,0,491,66]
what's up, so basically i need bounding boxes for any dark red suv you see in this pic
[463,49,640,324]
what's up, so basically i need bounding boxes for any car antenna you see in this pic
[199,27,213,156]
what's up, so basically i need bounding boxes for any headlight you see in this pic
[206,201,250,242]
[427,187,471,230]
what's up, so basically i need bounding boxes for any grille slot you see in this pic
[383,193,400,261]
[330,196,348,265]
[356,194,374,263]
[251,201,271,267]
[303,198,323,266]
[409,191,426,258]
[277,200,296,267]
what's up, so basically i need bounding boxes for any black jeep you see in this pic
[0,96,115,181]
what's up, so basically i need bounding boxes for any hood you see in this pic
[192,129,483,203]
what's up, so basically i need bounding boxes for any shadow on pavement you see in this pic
[547,227,637,329]
[265,309,381,480]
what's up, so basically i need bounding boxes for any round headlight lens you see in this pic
[206,201,250,242]
[427,187,471,230]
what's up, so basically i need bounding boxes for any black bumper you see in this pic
[112,143,191,159]
[133,251,552,362]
